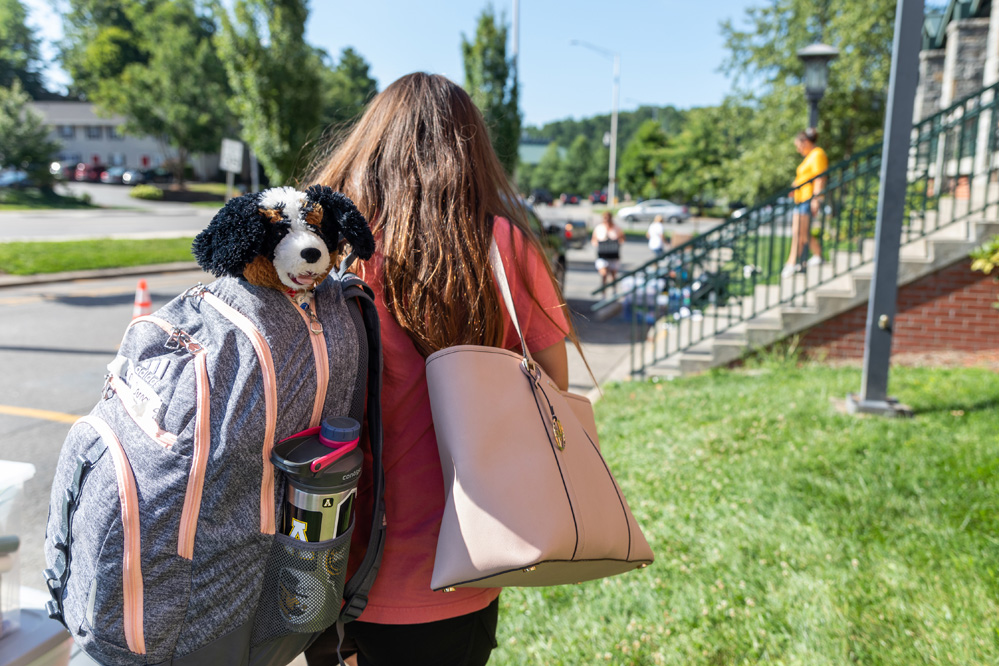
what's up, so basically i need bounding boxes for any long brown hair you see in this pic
[306,72,572,357]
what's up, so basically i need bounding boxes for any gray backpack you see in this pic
[43,271,385,666]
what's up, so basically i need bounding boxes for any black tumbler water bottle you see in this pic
[272,417,363,543]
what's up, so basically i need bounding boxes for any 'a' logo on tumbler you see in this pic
[289,518,308,542]
[322,498,333,508]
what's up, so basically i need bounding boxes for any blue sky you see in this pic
[26,0,757,127]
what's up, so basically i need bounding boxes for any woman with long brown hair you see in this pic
[304,72,575,665]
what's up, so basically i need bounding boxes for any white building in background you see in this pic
[29,101,165,169]
[27,101,220,180]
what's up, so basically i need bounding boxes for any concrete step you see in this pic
[644,213,999,376]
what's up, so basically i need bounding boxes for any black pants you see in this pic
[305,598,499,666]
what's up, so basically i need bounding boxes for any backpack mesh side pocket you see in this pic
[250,524,353,646]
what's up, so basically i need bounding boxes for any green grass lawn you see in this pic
[0,237,196,275]
[491,363,999,665]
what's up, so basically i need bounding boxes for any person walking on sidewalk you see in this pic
[592,211,625,291]
[646,214,669,258]
[304,72,577,666]
[783,127,828,278]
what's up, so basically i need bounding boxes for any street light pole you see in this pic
[609,52,620,205]
[571,40,619,204]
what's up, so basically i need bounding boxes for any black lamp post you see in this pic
[797,43,840,128]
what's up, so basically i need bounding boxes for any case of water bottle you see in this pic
[0,460,36,639]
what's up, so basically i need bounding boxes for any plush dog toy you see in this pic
[192,185,375,303]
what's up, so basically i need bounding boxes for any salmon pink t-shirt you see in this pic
[347,217,570,624]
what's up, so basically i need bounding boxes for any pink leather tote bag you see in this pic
[426,241,654,591]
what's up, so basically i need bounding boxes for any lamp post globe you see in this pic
[797,43,839,128]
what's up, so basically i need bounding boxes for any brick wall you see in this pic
[799,259,999,359]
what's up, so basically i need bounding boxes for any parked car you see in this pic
[75,162,107,182]
[589,190,607,204]
[100,166,128,184]
[0,169,33,189]
[122,166,173,185]
[559,192,580,205]
[527,188,553,206]
[49,160,77,180]
[617,199,690,224]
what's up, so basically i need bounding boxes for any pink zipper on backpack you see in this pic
[129,315,211,559]
[200,291,279,534]
[289,297,328,428]
[177,350,210,559]
[76,415,146,655]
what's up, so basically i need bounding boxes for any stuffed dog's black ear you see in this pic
[306,185,375,260]
[192,193,270,277]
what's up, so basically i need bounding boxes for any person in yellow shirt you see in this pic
[783,128,828,277]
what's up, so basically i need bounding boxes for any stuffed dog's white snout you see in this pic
[273,230,331,290]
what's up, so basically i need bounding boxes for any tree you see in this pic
[319,47,377,132]
[215,0,325,185]
[551,134,590,195]
[529,142,561,193]
[0,0,47,98]
[59,0,148,101]
[118,3,230,184]
[58,0,230,184]
[516,160,534,195]
[618,120,669,201]
[0,80,60,185]
[658,105,750,211]
[580,141,609,196]
[461,4,520,176]
[720,0,897,200]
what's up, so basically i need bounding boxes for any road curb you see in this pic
[0,262,201,288]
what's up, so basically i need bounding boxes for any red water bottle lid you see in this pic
[320,416,360,447]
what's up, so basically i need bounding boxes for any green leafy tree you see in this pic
[580,141,609,196]
[216,0,324,185]
[0,80,59,185]
[461,4,520,176]
[522,106,685,154]
[319,47,377,131]
[618,120,669,201]
[551,134,590,195]
[0,0,47,98]
[658,105,750,211]
[529,142,561,193]
[119,3,230,184]
[59,0,148,100]
[720,0,897,200]
[58,0,230,183]
[516,160,535,195]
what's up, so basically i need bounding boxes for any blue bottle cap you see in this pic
[320,416,361,445]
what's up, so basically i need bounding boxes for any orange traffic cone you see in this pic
[132,279,152,319]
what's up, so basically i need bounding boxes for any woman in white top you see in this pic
[646,214,668,258]
[591,211,624,291]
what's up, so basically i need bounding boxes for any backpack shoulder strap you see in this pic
[338,273,385,623]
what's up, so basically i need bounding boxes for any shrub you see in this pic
[130,185,163,200]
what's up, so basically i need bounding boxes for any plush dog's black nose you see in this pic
[301,248,322,263]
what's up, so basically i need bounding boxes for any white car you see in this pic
[617,199,690,223]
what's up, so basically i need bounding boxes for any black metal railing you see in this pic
[595,81,999,376]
